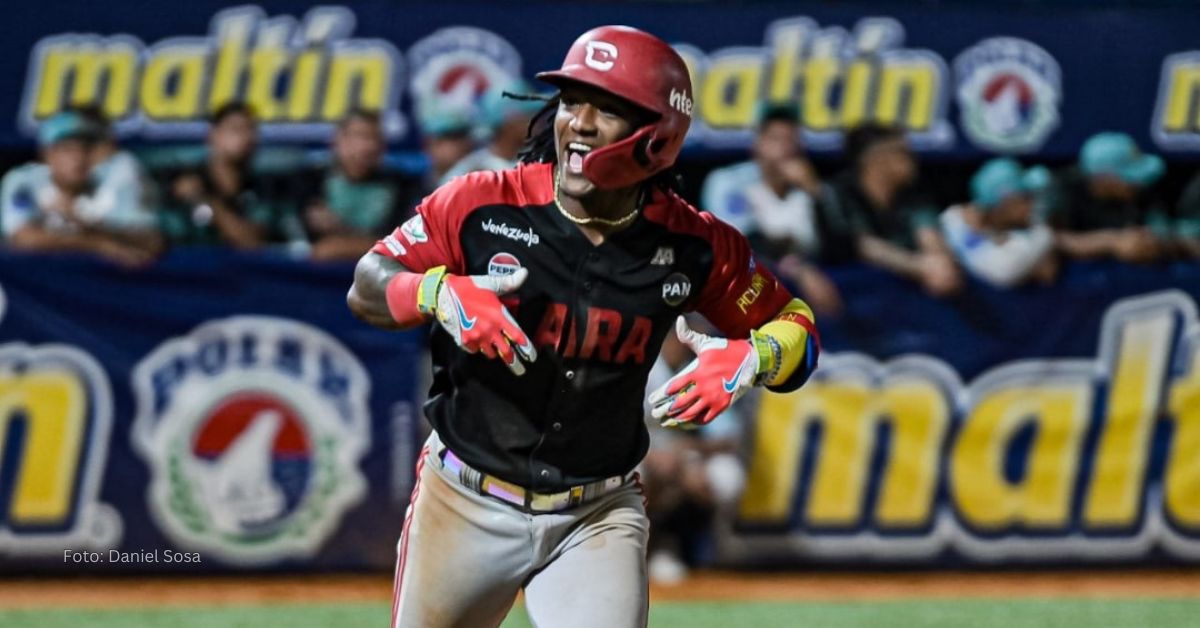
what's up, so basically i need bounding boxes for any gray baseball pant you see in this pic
[390,432,650,628]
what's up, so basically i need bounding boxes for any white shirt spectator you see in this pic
[88,151,158,230]
[941,204,1054,288]
[2,158,155,238]
[701,161,818,257]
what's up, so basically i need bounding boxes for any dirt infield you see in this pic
[1,570,1197,609]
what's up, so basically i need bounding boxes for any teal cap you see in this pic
[1080,132,1164,186]
[477,80,543,134]
[416,102,474,138]
[38,111,100,147]
[970,158,1050,210]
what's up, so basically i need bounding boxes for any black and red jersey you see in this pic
[373,162,794,491]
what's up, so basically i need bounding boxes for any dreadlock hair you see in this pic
[516,94,684,195]
[516,94,558,165]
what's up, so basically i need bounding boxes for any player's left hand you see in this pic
[648,317,760,428]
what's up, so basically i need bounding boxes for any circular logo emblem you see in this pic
[488,252,522,277]
[662,272,692,307]
[408,27,524,127]
[189,392,312,536]
[954,37,1061,153]
[132,316,371,565]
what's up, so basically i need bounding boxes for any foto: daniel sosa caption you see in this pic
[64,550,201,564]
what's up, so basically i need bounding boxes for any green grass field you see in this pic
[1,598,1196,628]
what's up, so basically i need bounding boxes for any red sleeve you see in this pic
[371,179,472,274]
[692,218,793,338]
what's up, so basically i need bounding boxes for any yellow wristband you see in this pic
[750,330,781,385]
[416,266,447,316]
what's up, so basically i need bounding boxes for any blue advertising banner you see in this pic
[3,1,1200,158]
[727,263,1200,566]
[0,252,1198,570]
[0,251,424,571]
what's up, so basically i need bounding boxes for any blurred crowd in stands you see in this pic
[0,80,544,267]
[6,91,1200,582]
[703,103,1199,318]
[5,93,1197,299]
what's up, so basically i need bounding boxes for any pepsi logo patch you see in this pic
[488,252,522,276]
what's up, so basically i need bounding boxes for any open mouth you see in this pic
[564,142,593,175]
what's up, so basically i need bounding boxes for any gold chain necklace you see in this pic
[553,170,640,228]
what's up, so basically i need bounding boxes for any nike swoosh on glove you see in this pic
[647,316,759,428]
[434,267,537,375]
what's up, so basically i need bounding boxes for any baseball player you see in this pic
[347,25,819,628]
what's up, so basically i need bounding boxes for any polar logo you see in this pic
[584,41,618,72]
[669,88,693,117]
[132,316,371,566]
[954,38,1061,153]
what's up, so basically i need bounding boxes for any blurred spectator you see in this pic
[441,82,543,183]
[1,111,158,267]
[941,158,1057,288]
[301,108,420,261]
[822,124,961,297]
[1046,132,1167,264]
[702,103,821,254]
[157,102,304,250]
[701,103,842,315]
[1172,173,1200,258]
[641,327,747,584]
[76,105,163,256]
[416,103,476,191]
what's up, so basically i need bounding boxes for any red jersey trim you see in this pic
[371,163,557,273]
[642,190,795,337]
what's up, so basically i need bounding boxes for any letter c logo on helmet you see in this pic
[537,25,693,190]
[584,41,618,72]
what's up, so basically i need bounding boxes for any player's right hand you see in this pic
[429,267,537,376]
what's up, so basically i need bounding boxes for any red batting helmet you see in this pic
[536,25,693,189]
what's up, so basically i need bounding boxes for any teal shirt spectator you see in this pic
[822,171,940,263]
[321,170,399,234]
[156,163,305,247]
